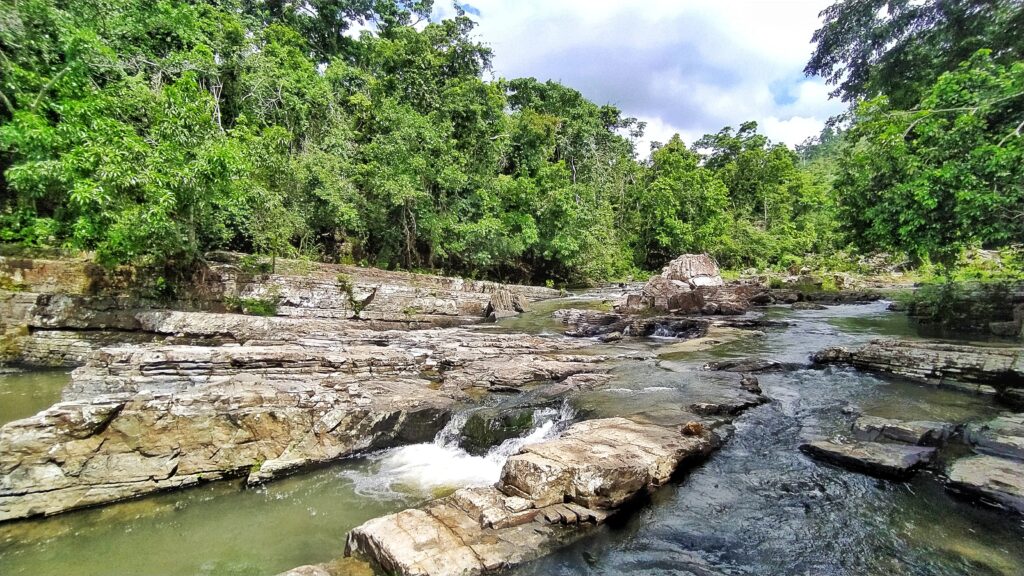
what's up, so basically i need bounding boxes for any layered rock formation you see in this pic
[800,440,937,480]
[812,339,1024,404]
[946,413,1024,514]
[0,255,559,367]
[0,326,607,521]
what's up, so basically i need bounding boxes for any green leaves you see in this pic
[835,51,1024,266]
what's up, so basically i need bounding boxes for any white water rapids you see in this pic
[341,402,575,500]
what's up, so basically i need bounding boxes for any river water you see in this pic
[1,301,1022,575]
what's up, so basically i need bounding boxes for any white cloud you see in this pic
[456,0,846,155]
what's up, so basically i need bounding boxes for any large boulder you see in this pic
[614,254,757,315]
[660,254,724,287]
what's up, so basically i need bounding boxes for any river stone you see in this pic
[800,440,936,479]
[852,416,954,446]
[947,455,1024,514]
[965,414,1024,461]
[499,417,716,509]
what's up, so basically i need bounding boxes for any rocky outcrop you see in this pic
[946,455,1024,514]
[852,416,955,446]
[342,373,767,576]
[904,280,1024,338]
[0,327,607,521]
[812,339,1024,403]
[800,440,936,479]
[344,418,722,576]
[945,413,1024,514]
[0,255,561,367]
[612,254,764,316]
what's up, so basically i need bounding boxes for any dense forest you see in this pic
[0,0,1022,283]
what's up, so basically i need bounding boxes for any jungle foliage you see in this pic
[1,0,1021,282]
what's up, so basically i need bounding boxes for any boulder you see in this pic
[947,455,1024,514]
[800,440,936,479]
[660,254,723,287]
[852,416,954,446]
[346,417,726,576]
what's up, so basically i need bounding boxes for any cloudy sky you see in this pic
[435,0,845,155]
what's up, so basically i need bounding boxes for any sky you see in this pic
[434,0,846,155]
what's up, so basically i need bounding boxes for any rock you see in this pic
[989,321,1021,338]
[702,358,804,373]
[852,416,954,446]
[345,416,731,576]
[811,339,1024,403]
[485,288,528,318]
[947,455,1024,514]
[499,417,718,509]
[660,254,723,287]
[799,440,936,479]
[598,331,622,343]
[791,302,828,310]
[965,414,1024,461]
[0,327,609,521]
[609,254,766,316]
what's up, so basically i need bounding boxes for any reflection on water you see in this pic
[2,300,1023,575]
[0,369,70,426]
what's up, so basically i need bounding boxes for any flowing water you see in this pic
[1,301,1023,575]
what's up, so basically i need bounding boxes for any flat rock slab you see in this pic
[947,455,1024,514]
[853,416,954,446]
[800,440,936,480]
[812,339,1022,401]
[965,414,1024,461]
[345,417,723,576]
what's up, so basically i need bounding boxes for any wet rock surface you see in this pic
[344,371,765,576]
[812,338,1023,402]
[946,455,1024,513]
[852,415,955,446]
[344,418,726,576]
[799,440,937,479]
[965,414,1024,460]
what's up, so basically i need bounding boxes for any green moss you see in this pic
[0,276,28,292]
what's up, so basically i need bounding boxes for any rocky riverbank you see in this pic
[336,372,766,576]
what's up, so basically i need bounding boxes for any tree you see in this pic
[806,0,1024,107]
[833,51,1024,265]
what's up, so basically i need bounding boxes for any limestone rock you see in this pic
[811,339,1024,404]
[800,440,936,479]
[965,414,1024,461]
[660,254,723,287]
[947,455,1024,514]
[852,416,954,446]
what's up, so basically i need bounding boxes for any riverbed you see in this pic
[1,301,1022,575]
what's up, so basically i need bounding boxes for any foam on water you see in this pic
[342,402,574,500]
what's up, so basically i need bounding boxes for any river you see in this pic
[1,300,1021,575]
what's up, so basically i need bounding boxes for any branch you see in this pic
[997,118,1024,147]
[30,63,73,111]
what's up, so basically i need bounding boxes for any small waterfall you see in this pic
[343,402,575,499]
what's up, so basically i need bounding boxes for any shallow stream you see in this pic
[1,301,1022,575]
